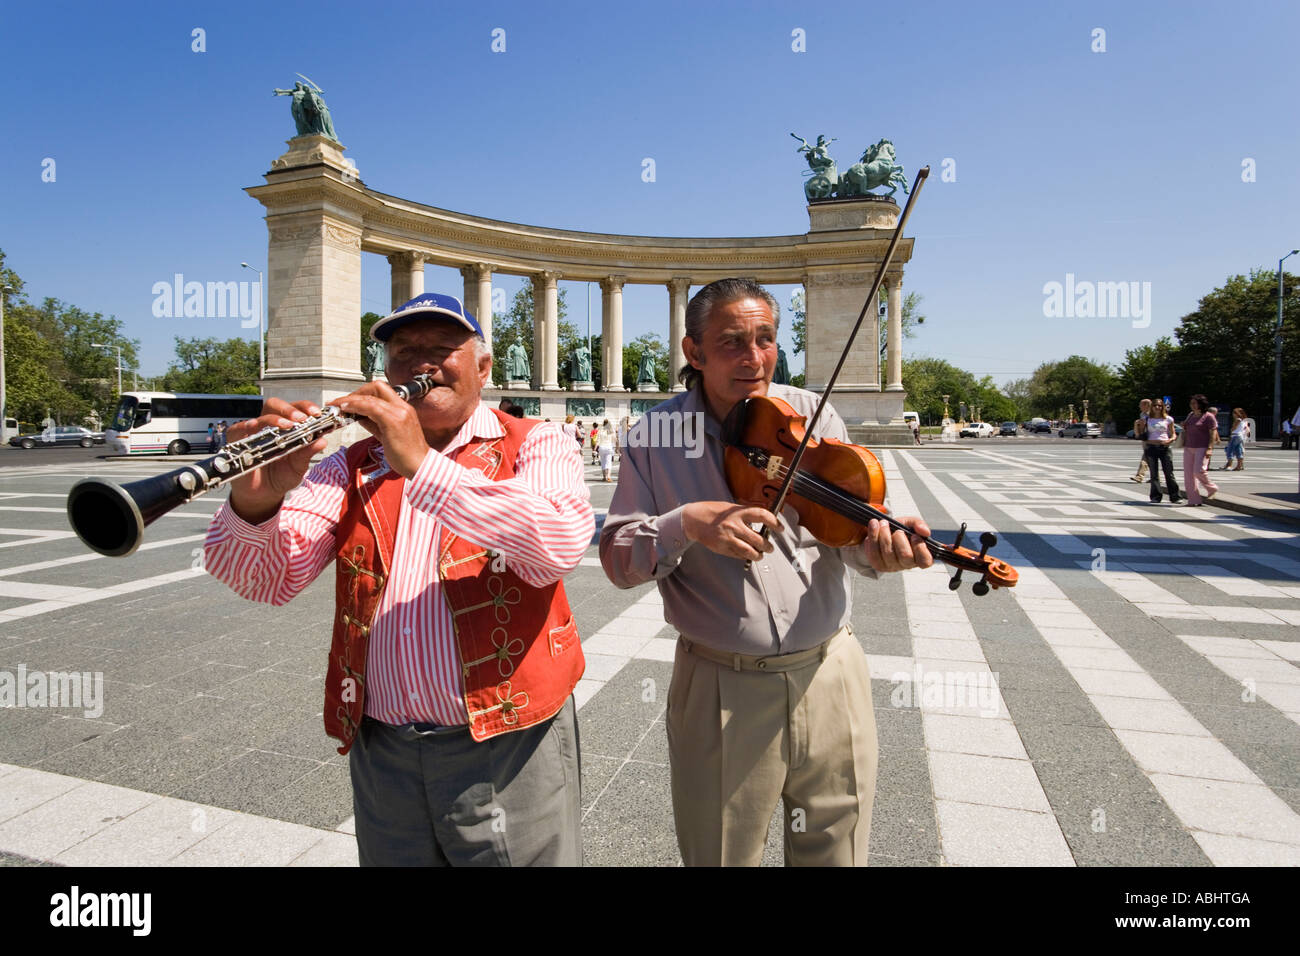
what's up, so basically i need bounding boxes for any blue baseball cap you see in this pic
[369,292,484,342]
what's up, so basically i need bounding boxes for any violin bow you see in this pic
[754,165,930,552]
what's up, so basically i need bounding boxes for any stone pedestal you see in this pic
[506,379,529,390]
[570,381,595,391]
[636,382,659,392]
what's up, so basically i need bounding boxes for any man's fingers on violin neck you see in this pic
[890,528,917,565]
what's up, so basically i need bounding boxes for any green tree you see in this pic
[1106,336,1182,425]
[902,357,980,423]
[161,337,260,394]
[1168,268,1299,428]
[1027,355,1115,421]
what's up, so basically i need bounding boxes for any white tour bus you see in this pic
[106,391,265,455]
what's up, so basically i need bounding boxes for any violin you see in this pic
[721,395,1018,595]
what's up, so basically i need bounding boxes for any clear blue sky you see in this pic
[2,0,1297,384]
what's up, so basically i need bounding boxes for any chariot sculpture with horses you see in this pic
[792,133,910,200]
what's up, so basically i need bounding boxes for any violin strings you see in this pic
[753,453,978,568]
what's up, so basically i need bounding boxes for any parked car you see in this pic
[9,426,105,449]
[998,421,1018,436]
[959,422,996,438]
[1061,422,1102,439]
[1029,420,1053,433]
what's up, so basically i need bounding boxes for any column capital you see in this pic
[535,270,561,286]
[600,275,626,293]
[387,251,427,269]
[459,261,493,280]
[666,277,691,296]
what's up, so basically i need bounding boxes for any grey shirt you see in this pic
[599,384,879,656]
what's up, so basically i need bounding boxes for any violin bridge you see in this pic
[765,455,784,480]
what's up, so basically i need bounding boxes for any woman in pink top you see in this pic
[1181,394,1220,506]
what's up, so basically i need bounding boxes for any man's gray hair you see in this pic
[678,278,781,390]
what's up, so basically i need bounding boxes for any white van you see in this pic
[902,412,919,428]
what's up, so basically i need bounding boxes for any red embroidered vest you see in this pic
[323,411,584,754]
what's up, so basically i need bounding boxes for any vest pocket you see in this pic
[548,617,579,658]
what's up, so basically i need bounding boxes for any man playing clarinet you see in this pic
[204,292,591,866]
[600,278,933,866]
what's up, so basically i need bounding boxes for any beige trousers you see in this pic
[665,626,878,866]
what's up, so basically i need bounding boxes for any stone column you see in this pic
[667,277,690,392]
[532,271,560,390]
[460,262,494,355]
[885,277,903,391]
[387,251,426,310]
[601,275,625,391]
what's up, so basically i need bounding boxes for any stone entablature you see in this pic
[245,135,914,440]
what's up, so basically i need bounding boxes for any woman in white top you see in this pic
[596,419,617,482]
[1221,407,1248,471]
[1142,399,1182,504]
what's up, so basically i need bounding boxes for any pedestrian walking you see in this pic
[207,422,216,453]
[1129,399,1152,482]
[215,421,227,451]
[597,419,616,482]
[1181,395,1220,506]
[1221,407,1249,469]
[1142,399,1181,503]
[589,425,599,464]
[561,414,579,448]
[912,420,921,445]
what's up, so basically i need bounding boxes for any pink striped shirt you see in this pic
[203,403,592,727]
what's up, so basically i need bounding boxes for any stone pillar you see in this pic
[262,214,365,448]
[668,277,690,392]
[460,262,494,355]
[886,277,903,391]
[388,252,426,310]
[804,270,879,391]
[532,271,560,390]
[601,275,625,391]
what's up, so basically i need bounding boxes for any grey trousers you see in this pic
[348,696,582,866]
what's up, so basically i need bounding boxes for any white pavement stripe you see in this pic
[0,763,358,866]
[0,567,209,622]
[895,450,1300,858]
[879,450,1074,866]
[1172,634,1300,728]
[0,533,206,579]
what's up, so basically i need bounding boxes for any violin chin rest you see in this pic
[720,398,753,446]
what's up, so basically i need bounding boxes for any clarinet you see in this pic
[66,374,435,558]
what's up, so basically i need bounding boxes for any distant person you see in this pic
[505,403,525,419]
[596,419,616,482]
[912,420,921,445]
[215,421,228,451]
[207,422,216,453]
[1283,414,1296,451]
[574,421,585,452]
[1181,395,1219,506]
[1142,399,1181,504]
[561,414,579,445]
[1130,399,1151,483]
[1221,407,1249,470]
[589,425,599,465]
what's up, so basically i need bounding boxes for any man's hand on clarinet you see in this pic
[862,516,934,574]
[226,398,326,524]
[333,381,429,480]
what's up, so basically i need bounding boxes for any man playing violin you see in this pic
[203,292,592,866]
[600,277,933,866]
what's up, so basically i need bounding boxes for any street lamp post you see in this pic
[1275,250,1298,437]
[0,285,11,440]
[241,262,265,384]
[92,343,122,396]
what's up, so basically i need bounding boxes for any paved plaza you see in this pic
[1,438,1298,866]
